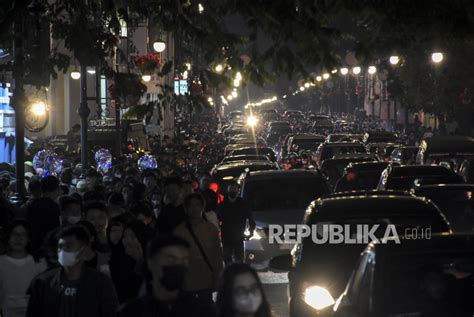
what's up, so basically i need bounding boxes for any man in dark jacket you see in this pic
[334,167,360,193]
[157,177,186,234]
[27,225,119,317]
[26,175,61,251]
[120,235,215,317]
[217,183,255,264]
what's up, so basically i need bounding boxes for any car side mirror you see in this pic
[268,254,292,271]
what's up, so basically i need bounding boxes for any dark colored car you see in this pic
[319,155,378,189]
[390,145,418,165]
[334,234,474,317]
[378,164,464,190]
[315,142,367,166]
[220,154,271,164]
[340,161,392,191]
[211,161,279,191]
[412,184,474,232]
[240,170,331,270]
[230,146,277,161]
[270,195,451,317]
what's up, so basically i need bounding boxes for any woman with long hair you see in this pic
[216,263,272,317]
[0,220,47,317]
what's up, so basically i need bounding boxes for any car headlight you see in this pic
[303,285,335,310]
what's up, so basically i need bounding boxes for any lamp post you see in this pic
[78,64,90,169]
[431,52,444,129]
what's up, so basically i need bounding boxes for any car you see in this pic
[319,155,378,190]
[377,164,464,191]
[311,115,334,133]
[287,134,326,154]
[322,189,412,199]
[239,170,331,270]
[390,145,418,164]
[270,195,451,317]
[220,154,271,164]
[210,161,279,192]
[334,234,474,317]
[416,135,474,168]
[224,141,266,156]
[314,142,368,166]
[412,184,474,232]
[362,131,398,144]
[326,134,363,143]
[366,142,399,161]
[230,146,277,161]
[267,121,292,135]
[339,161,393,191]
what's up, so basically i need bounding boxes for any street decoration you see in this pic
[138,154,158,171]
[95,148,112,174]
[33,149,63,177]
[133,54,162,75]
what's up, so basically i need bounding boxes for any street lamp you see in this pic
[215,64,224,73]
[31,101,47,116]
[389,56,400,65]
[316,76,322,82]
[331,69,338,74]
[70,70,81,80]
[352,67,361,75]
[87,68,96,75]
[153,41,166,53]
[300,86,305,91]
[142,75,151,82]
[323,73,330,80]
[227,95,233,100]
[340,68,349,75]
[431,52,444,63]
[231,91,238,98]
[304,82,310,88]
[368,66,377,74]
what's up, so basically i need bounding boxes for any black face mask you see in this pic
[160,265,188,291]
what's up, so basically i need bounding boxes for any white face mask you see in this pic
[67,216,81,225]
[57,250,80,267]
[233,293,262,314]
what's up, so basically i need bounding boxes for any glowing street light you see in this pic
[432,52,444,63]
[304,82,310,88]
[316,76,322,82]
[142,75,151,82]
[340,68,349,75]
[231,91,238,98]
[322,73,330,80]
[214,64,224,73]
[227,95,233,100]
[153,41,166,53]
[352,66,361,75]
[235,72,242,81]
[331,69,338,74]
[198,3,204,13]
[247,115,258,127]
[87,68,96,75]
[70,70,81,80]
[31,101,47,116]
[389,55,400,65]
[300,87,305,91]
[368,66,377,74]
[207,97,213,103]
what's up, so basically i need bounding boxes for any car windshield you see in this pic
[386,253,474,316]
[292,139,323,151]
[244,178,329,211]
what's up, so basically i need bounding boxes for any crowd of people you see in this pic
[0,114,268,317]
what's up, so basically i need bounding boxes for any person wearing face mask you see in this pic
[216,263,271,317]
[120,235,215,317]
[26,175,61,252]
[217,183,255,264]
[0,221,47,317]
[174,193,224,304]
[59,196,83,226]
[26,225,119,317]
[157,177,186,235]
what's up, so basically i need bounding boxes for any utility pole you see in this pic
[78,65,90,169]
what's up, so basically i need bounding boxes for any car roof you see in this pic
[348,161,390,171]
[308,195,440,220]
[244,169,325,180]
[320,142,365,148]
[368,233,474,254]
[412,183,474,194]
[420,135,474,154]
[290,134,326,140]
[320,156,377,167]
[215,161,276,170]
[388,165,453,176]
[323,190,412,199]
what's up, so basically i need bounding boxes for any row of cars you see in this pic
[218,110,474,316]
